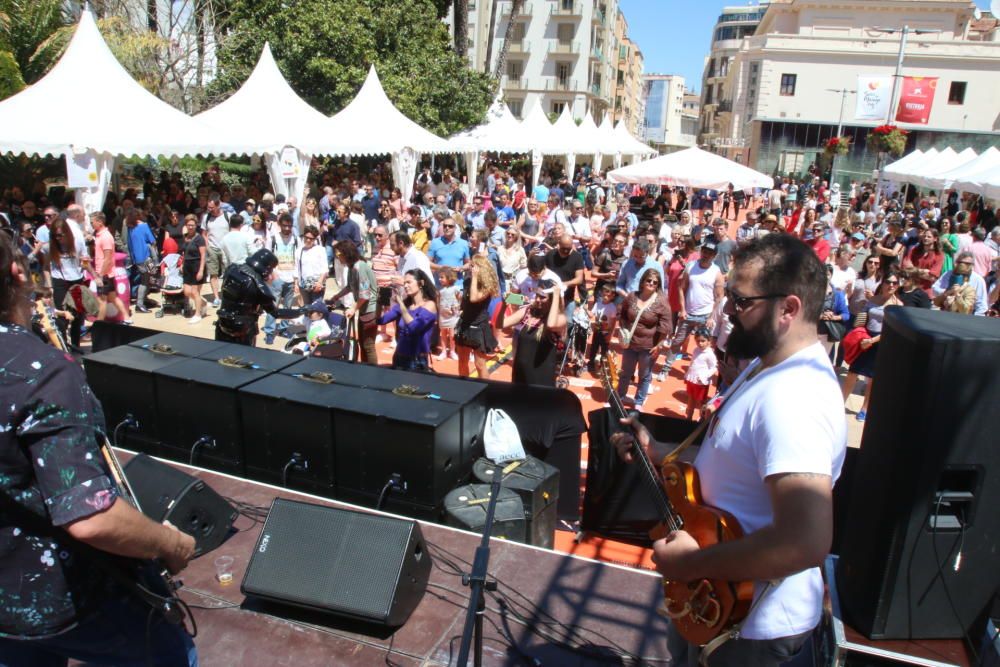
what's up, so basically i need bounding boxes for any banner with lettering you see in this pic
[894,76,937,125]
[855,76,892,120]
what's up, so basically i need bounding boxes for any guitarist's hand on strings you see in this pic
[652,530,700,582]
[610,413,652,464]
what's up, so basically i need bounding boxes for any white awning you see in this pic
[607,146,773,190]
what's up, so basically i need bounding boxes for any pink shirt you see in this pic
[970,240,998,277]
[94,228,115,278]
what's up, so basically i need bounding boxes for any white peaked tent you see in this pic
[577,113,613,173]
[607,146,773,190]
[926,147,1000,190]
[552,107,582,181]
[196,43,331,204]
[0,9,264,213]
[891,147,956,183]
[882,149,929,181]
[908,147,978,189]
[517,100,558,186]
[448,94,530,193]
[597,115,628,169]
[323,66,452,204]
[953,166,1000,201]
[612,121,657,163]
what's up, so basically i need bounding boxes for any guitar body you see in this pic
[653,460,755,646]
[596,354,754,646]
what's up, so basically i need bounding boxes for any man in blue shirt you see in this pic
[428,217,471,284]
[533,181,550,203]
[616,238,664,298]
[495,192,517,227]
[465,195,487,231]
[124,209,158,312]
[360,184,380,223]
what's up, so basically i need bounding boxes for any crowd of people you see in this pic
[2,160,998,402]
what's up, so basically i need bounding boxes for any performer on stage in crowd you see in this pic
[215,248,304,346]
[612,234,847,666]
[0,230,198,665]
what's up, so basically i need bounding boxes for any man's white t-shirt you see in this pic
[694,342,847,640]
[512,267,562,295]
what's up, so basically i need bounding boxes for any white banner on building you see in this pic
[856,76,892,120]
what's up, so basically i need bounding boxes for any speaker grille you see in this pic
[243,499,416,621]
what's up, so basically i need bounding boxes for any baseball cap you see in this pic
[306,300,330,316]
[700,240,718,253]
[762,214,778,224]
[245,198,256,206]
[851,232,866,241]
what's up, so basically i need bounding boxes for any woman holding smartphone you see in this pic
[502,279,567,386]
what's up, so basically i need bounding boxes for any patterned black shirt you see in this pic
[0,321,119,637]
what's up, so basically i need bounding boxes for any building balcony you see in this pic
[717,100,732,113]
[590,82,602,96]
[548,41,580,55]
[502,75,526,90]
[501,2,532,17]
[508,39,527,54]
[545,79,577,91]
[550,1,583,18]
[590,45,604,61]
[592,7,605,25]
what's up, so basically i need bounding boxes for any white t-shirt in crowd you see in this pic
[512,268,562,295]
[830,265,856,293]
[685,261,721,317]
[685,345,718,384]
[694,342,847,640]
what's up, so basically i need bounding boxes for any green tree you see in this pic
[0,0,66,84]
[211,0,495,136]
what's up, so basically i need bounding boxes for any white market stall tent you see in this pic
[0,9,266,213]
[196,43,332,206]
[607,146,773,190]
[953,162,1000,201]
[881,149,930,182]
[925,146,1000,191]
[322,66,452,204]
[448,95,532,194]
[906,147,978,190]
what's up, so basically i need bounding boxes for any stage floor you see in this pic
[120,453,674,666]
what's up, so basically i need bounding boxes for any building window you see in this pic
[507,61,522,79]
[557,62,571,85]
[508,99,524,118]
[948,81,966,105]
[552,101,566,115]
[779,73,796,96]
[557,22,575,43]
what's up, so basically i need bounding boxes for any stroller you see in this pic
[555,302,592,389]
[283,299,356,361]
[155,253,187,318]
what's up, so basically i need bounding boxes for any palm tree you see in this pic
[454,0,468,58]
[492,0,524,80]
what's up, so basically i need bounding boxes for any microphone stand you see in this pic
[456,461,503,667]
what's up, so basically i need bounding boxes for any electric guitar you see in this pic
[33,299,185,624]
[599,354,754,646]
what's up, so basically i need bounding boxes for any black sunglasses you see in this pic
[726,287,788,313]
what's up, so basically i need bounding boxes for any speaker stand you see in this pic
[456,461,502,667]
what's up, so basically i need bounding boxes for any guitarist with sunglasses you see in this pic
[0,231,197,666]
[613,234,847,667]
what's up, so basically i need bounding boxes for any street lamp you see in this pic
[825,88,855,188]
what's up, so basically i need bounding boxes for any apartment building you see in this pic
[609,11,644,134]
[447,0,644,124]
[640,74,695,153]
[698,3,770,156]
[723,0,1000,184]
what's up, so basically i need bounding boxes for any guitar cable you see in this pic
[929,494,979,664]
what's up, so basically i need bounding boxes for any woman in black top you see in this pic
[455,255,500,379]
[503,279,567,386]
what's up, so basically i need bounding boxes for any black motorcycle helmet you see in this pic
[246,249,278,277]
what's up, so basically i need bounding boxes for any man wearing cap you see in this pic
[804,221,831,263]
[847,232,871,273]
[670,241,724,364]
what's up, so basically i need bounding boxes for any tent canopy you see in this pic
[321,66,452,156]
[907,148,978,189]
[926,146,1000,190]
[196,43,331,156]
[448,96,531,154]
[0,9,262,158]
[882,149,929,181]
[612,120,657,159]
[607,146,773,190]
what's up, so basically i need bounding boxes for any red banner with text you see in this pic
[894,77,937,125]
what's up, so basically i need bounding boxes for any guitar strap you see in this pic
[662,361,766,464]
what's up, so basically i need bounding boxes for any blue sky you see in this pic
[618,0,994,95]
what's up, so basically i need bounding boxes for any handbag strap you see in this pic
[626,296,653,340]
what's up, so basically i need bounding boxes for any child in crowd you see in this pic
[684,326,718,421]
[306,301,332,351]
[437,266,460,361]
[587,283,618,375]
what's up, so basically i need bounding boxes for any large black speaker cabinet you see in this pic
[838,308,1000,640]
[472,457,558,548]
[241,499,430,627]
[90,321,159,352]
[283,358,488,469]
[122,454,237,556]
[128,332,228,358]
[582,409,702,546]
[84,345,188,455]
[444,484,526,542]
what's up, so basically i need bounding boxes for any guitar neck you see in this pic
[599,360,684,532]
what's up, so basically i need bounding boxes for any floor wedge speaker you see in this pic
[241,499,431,627]
[122,454,237,556]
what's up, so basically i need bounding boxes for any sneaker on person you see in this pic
[264,333,275,345]
[122,319,133,325]
[436,351,447,360]
[654,371,667,382]
[672,353,684,364]
[187,315,201,325]
[375,333,386,343]
[856,410,866,422]
[212,298,221,308]
[448,350,458,360]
